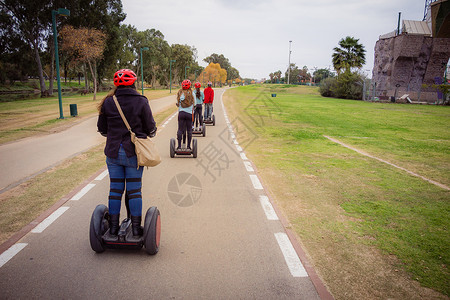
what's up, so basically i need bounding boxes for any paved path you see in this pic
[0,89,326,299]
[0,94,176,193]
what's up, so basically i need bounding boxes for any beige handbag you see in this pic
[113,95,161,168]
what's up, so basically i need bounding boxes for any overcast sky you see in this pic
[121,0,425,80]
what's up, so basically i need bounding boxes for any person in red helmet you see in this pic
[193,82,204,130]
[203,81,214,120]
[97,69,156,237]
[176,79,194,149]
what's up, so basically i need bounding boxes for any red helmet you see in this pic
[194,82,201,88]
[182,80,191,90]
[114,69,137,87]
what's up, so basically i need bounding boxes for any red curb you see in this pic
[0,167,106,255]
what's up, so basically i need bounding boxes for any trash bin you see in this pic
[271,94,277,97]
[70,104,78,117]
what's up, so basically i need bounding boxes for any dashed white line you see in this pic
[70,183,96,201]
[0,243,27,268]
[235,145,243,152]
[94,170,108,181]
[31,206,70,233]
[243,161,254,172]
[275,233,308,277]
[260,195,279,220]
[249,174,263,190]
[240,152,248,160]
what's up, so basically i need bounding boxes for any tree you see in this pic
[0,0,62,96]
[66,0,125,85]
[171,44,195,83]
[313,68,334,84]
[332,36,366,75]
[60,25,106,100]
[203,53,239,81]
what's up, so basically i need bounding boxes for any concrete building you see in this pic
[372,0,450,103]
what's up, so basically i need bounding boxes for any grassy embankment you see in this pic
[224,84,449,299]
[0,88,171,144]
[0,89,176,245]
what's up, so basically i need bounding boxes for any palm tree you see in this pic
[332,36,366,75]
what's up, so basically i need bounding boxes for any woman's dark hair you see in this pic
[97,84,137,113]
[196,87,200,99]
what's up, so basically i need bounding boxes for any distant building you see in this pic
[372,0,450,103]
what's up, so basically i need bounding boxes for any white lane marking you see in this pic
[0,243,28,268]
[250,174,263,190]
[243,161,254,172]
[240,152,248,160]
[233,139,239,145]
[70,183,96,201]
[260,195,279,220]
[94,170,108,181]
[31,207,70,233]
[275,233,308,277]
[236,145,243,152]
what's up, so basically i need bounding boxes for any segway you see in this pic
[89,194,161,255]
[192,123,206,137]
[170,137,197,158]
[203,106,215,126]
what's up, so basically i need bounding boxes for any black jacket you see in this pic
[97,88,156,158]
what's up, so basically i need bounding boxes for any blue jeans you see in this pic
[204,103,213,119]
[106,145,144,216]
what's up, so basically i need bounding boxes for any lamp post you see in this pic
[287,40,292,85]
[140,47,149,95]
[52,8,70,119]
[185,66,190,79]
[169,59,176,93]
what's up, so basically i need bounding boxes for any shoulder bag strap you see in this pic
[113,95,132,133]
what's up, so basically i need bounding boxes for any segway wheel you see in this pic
[212,115,215,126]
[143,207,161,255]
[202,124,206,137]
[192,138,198,158]
[170,138,175,158]
[89,204,109,253]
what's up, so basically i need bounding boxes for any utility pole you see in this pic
[288,40,292,84]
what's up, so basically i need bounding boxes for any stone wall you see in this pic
[372,34,450,102]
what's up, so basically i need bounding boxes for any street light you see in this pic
[140,47,149,95]
[169,59,176,93]
[185,66,190,79]
[287,40,292,85]
[52,8,70,119]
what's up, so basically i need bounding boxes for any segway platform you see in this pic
[203,115,215,126]
[170,138,197,158]
[89,205,161,255]
[192,124,206,136]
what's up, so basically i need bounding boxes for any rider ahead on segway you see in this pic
[193,82,204,130]
[203,81,214,121]
[176,79,194,150]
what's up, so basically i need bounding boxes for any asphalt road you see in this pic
[0,89,323,299]
[0,94,176,193]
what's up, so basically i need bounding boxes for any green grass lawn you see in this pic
[224,84,449,298]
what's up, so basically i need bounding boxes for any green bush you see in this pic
[319,71,364,100]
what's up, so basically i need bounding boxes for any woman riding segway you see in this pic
[97,69,157,237]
